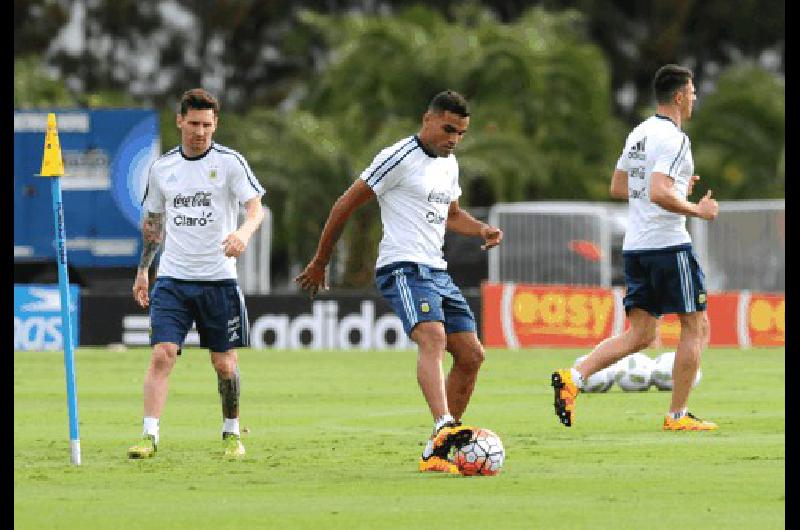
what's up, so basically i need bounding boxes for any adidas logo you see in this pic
[166,173,177,184]
[627,136,647,160]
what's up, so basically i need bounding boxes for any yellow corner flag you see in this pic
[39,113,65,177]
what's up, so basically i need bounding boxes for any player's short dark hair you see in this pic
[653,65,693,104]
[179,88,220,116]
[428,90,470,117]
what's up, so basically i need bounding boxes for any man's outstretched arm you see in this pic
[295,179,375,297]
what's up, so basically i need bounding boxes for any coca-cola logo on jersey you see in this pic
[173,191,212,208]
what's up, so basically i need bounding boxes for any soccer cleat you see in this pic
[552,369,579,427]
[418,455,460,474]
[222,432,246,458]
[663,412,719,431]
[431,422,475,456]
[127,434,157,459]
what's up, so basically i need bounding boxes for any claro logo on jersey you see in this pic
[174,211,214,226]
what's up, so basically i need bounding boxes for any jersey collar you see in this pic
[414,135,438,158]
[179,142,214,161]
[654,114,679,128]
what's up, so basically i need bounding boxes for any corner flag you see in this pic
[38,113,81,465]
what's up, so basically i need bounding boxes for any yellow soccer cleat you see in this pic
[663,412,719,431]
[418,455,460,474]
[223,432,246,458]
[127,435,157,459]
[551,369,579,427]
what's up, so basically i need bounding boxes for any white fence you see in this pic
[488,200,784,292]
[690,200,784,292]
[236,206,272,294]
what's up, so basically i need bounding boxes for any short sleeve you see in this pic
[615,137,631,172]
[652,133,689,178]
[228,152,265,204]
[141,163,165,213]
[451,159,462,201]
[359,138,417,197]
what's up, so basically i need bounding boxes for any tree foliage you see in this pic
[13,1,785,288]
[688,64,784,199]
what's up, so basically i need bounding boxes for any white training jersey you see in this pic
[141,143,265,280]
[616,115,694,251]
[360,135,461,270]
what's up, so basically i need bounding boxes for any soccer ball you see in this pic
[614,353,654,391]
[573,354,614,392]
[650,351,703,391]
[453,428,505,476]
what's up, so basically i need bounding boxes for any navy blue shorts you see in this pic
[149,277,250,352]
[375,261,476,337]
[622,244,707,317]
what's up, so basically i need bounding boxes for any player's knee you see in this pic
[413,325,447,354]
[212,356,237,379]
[150,343,178,372]
[456,345,485,373]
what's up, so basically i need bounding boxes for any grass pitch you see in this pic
[15,347,784,529]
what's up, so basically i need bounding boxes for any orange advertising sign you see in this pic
[482,283,619,347]
[482,283,783,349]
[747,294,785,346]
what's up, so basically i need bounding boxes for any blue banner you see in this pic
[14,284,80,351]
[14,109,160,267]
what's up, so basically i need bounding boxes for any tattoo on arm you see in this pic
[139,212,164,270]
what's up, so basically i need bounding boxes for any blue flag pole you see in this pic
[40,113,81,466]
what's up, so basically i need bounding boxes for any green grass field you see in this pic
[15,347,784,529]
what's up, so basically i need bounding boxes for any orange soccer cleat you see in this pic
[551,369,580,427]
[663,412,719,431]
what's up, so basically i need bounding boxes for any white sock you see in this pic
[570,368,585,390]
[223,417,240,436]
[433,413,455,434]
[143,416,159,444]
[670,408,688,420]
[421,438,435,459]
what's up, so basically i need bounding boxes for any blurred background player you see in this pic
[128,88,265,459]
[295,90,503,473]
[551,65,720,431]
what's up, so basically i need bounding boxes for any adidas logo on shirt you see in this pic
[627,136,647,160]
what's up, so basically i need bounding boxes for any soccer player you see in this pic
[295,90,503,473]
[551,64,720,431]
[127,88,265,459]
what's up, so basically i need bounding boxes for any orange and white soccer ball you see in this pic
[453,428,505,476]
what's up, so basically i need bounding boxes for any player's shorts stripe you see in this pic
[235,284,249,347]
[365,138,416,186]
[214,146,264,193]
[393,270,417,327]
[684,252,696,312]
[371,145,419,187]
[668,136,688,176]
[677,251,693,312]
